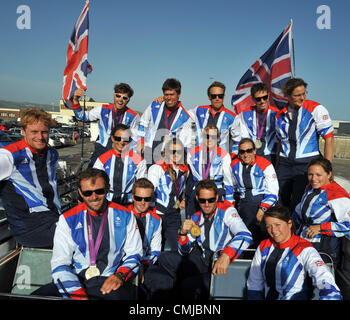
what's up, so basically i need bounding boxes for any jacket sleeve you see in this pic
[260,163,279,209]
[137,104,152,144]
[221,206,253,261]
[321,197,350,238]
[222,152,234,202]
[115,213,143,281]
[51,215,88,299]
[247,245,265,299]
[71,102,102,122]
[302,246,342,300]
[0,148,14,181]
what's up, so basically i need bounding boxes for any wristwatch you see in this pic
[260,207,268,212]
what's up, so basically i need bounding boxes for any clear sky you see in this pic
[0,0,349,120]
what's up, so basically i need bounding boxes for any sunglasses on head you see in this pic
[115,94,129,101]
[239,148,254,155]
[210,94,224,100]
[254,95,268,102]
[134,195,152,202]
[113,136,131,142]
[198,197,216,204]
[80,188,106,197]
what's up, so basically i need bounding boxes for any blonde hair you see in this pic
[20,108,52,129]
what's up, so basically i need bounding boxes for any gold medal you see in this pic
[85,265,100,280]
[190,225,201,237]
[255,139,262,149]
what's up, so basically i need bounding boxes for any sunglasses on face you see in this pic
[206,134,217,140]
[210,94,224,100]
[254,95,268,102]
[113,136,131,143]
[198,197,216,204]
[134,195,152,202]
[239,148,254,155]
[170,149,182,155]
[115,94,129,101]
[80,188,106,197]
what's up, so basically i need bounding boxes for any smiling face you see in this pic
[111,129,131,154]
[132,187,153,214]
[113,92,130,110]
[253,90,269,112]
[264,216,293,244]
[308,164,332,189]
[78,176,109,214]
[204,128,219,150]
[196,188,218,217]
[21,121,49,152]
[163,89,180,109]
[238,141,256,165]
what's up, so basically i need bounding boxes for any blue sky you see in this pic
[0,0,349,120]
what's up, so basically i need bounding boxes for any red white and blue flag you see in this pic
[62,0,92,108]
[231,20,294,114]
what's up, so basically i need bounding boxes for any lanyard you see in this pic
[256,111,267,140]
[164,107,177,130]
[86,208,108,267]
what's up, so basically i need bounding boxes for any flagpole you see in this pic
[291,19,296,77]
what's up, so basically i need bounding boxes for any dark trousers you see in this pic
[7,210,58,249]
[143,250,212,300]
[161,212,182,251]
[276,161,309,213]
[31,276,134,300]
[236,195,268,248]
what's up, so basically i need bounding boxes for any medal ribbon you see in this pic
[256,111,267,140]
[86,208,109,267]
[201,150,214,180]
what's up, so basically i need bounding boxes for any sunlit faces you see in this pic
[238,141,256,165]
[21,121,49,152]
[79,176,109,213]
[132,187,153,214]
[114,92,130,110]
[253,90,269,112]
[287,85,306,108]
[163,89,180,109]
[196,188,218,217]
[264,216,293,244]
[308,164,332,190]
[204,128,219,150]
[112,129,131,154]
[208,86,225,111]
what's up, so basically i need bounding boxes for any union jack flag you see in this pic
[62,0,92,108]
[231,20,294,114]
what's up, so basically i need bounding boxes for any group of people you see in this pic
[0,77,349,300]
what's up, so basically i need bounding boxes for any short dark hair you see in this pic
[238,137,255,150]
[282,78,308,97]
[195,179,218,197]
[111,124,130,137]
[162,78,181,94]
[207,81,226,96]
[132,178,155,198]
[114,83,134,98]
[250,82,269,98]
[77,168,110,189]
